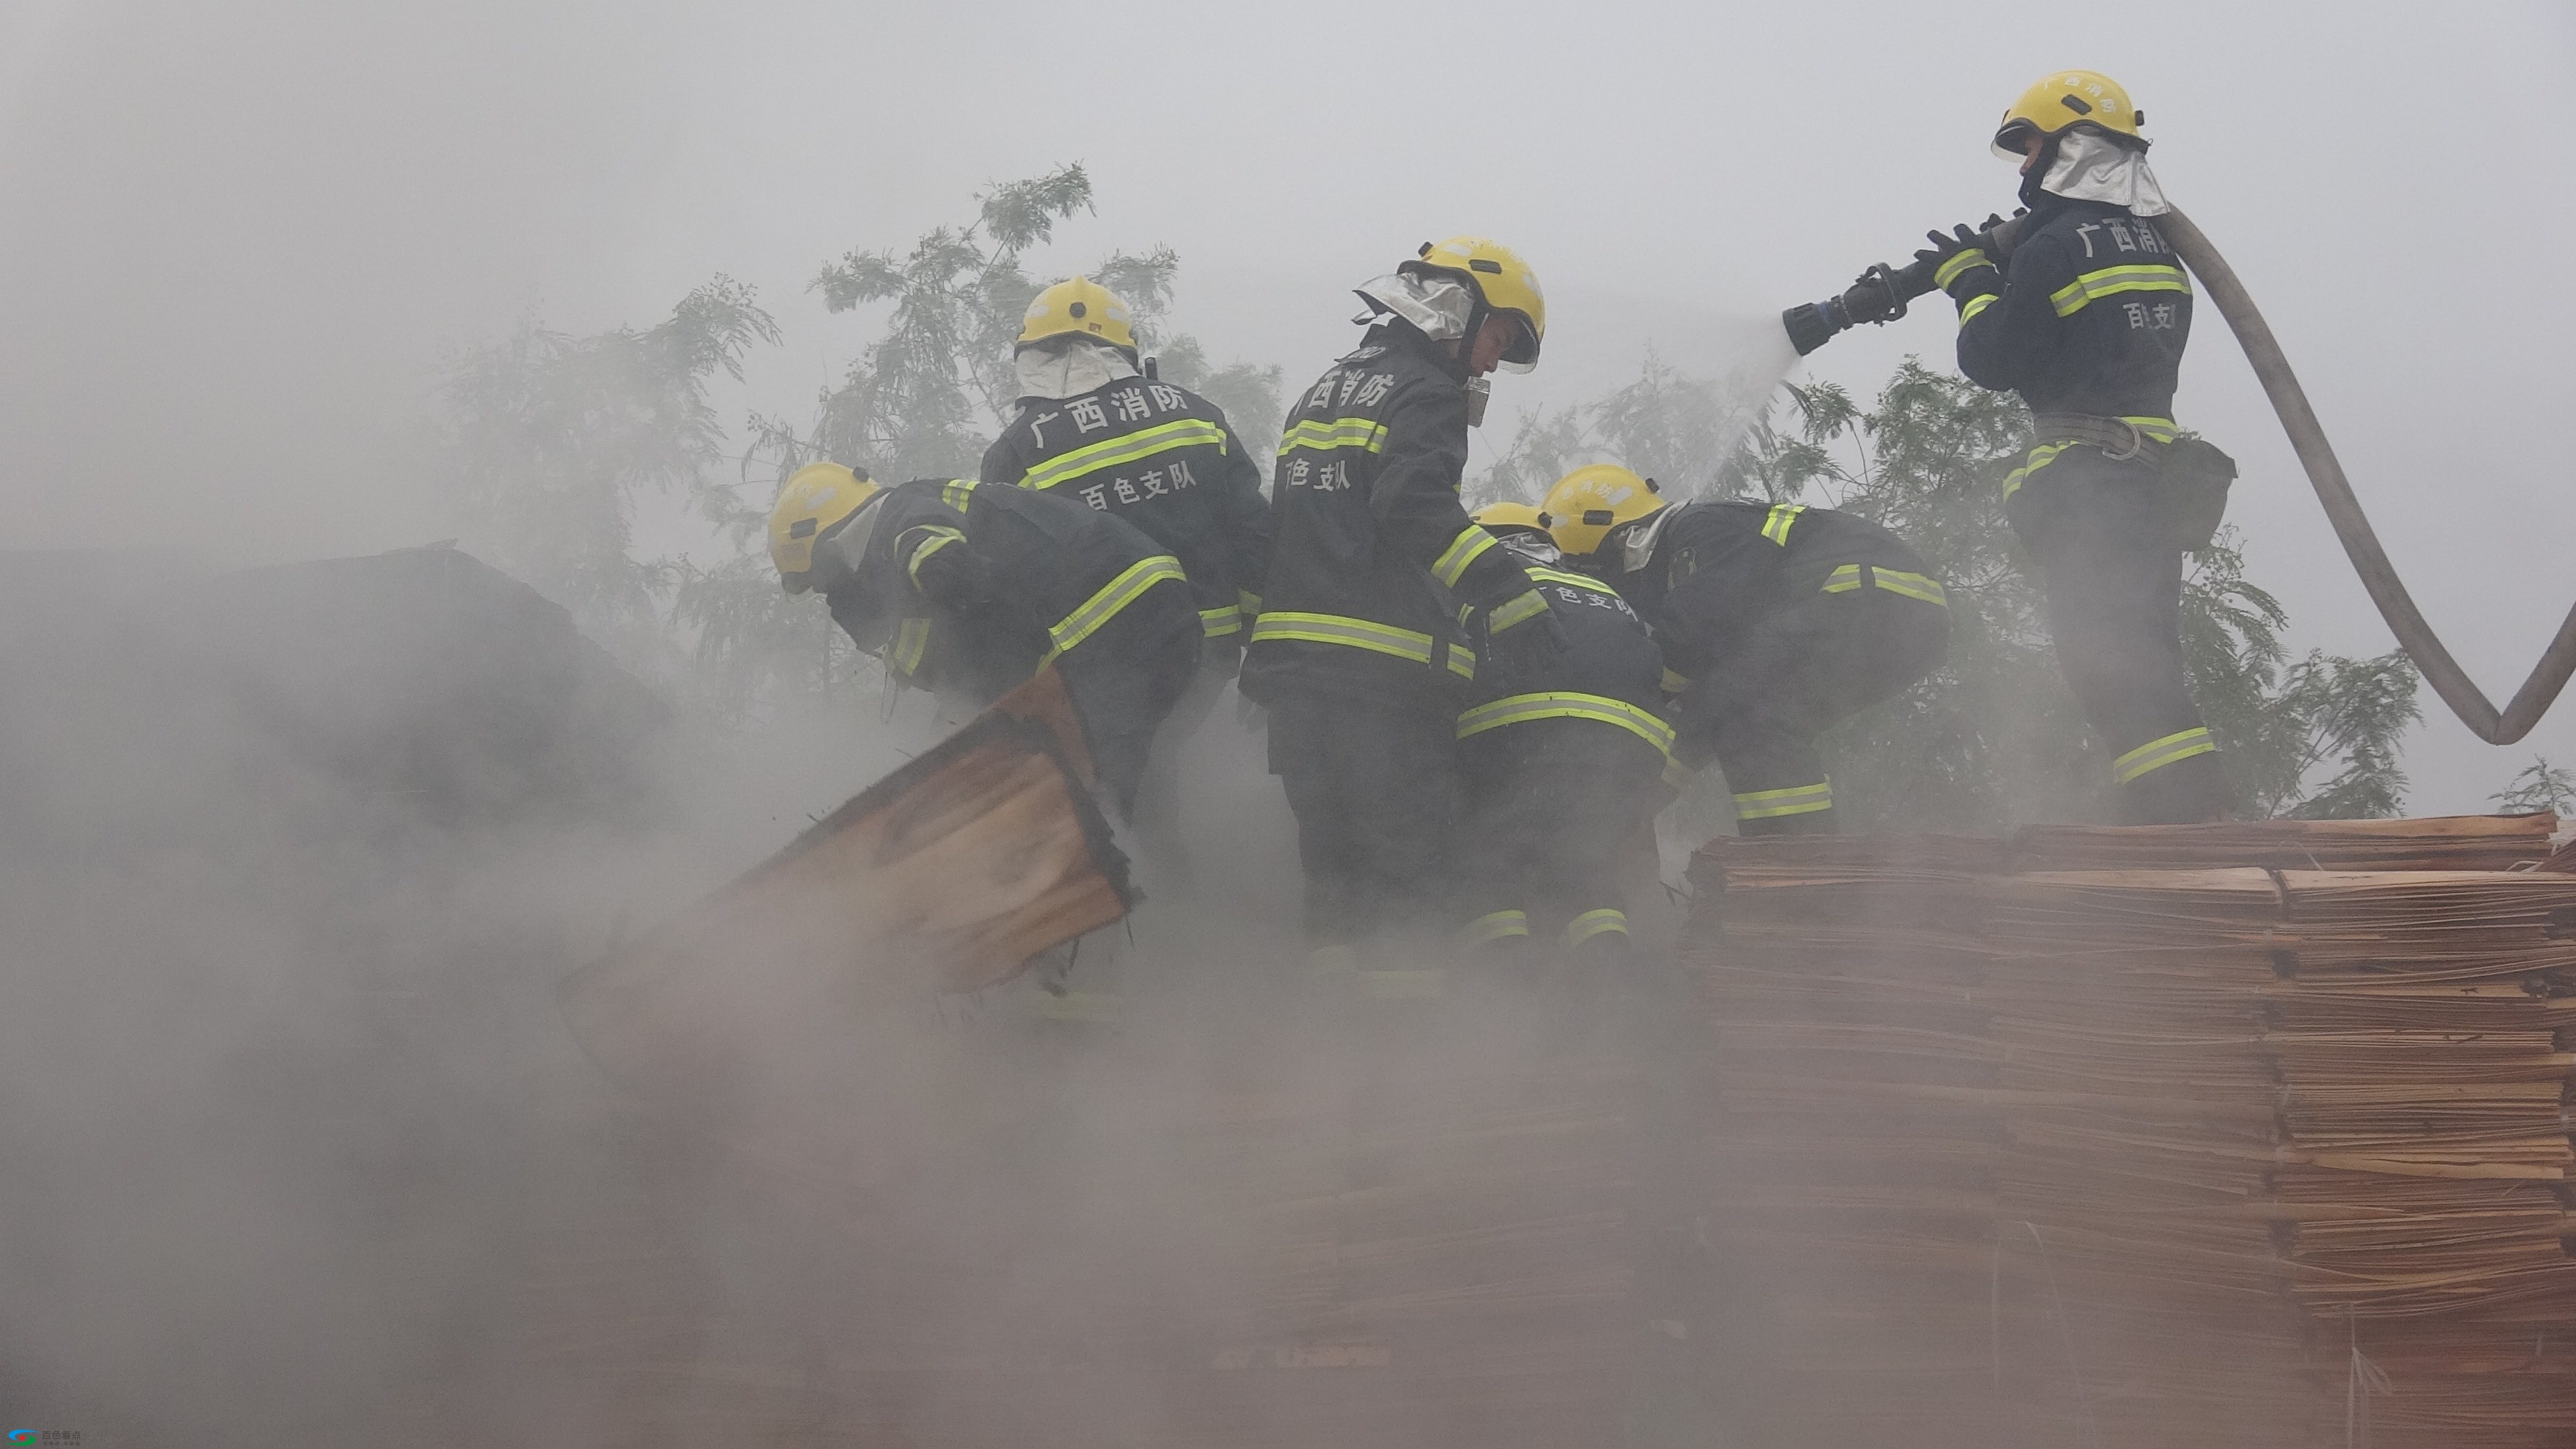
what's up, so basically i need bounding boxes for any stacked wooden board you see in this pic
[1685,814,2575,1448]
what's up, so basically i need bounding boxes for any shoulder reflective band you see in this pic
[1457,691,1676,757]
[1734,779,1832,819]
[2112,726,2216,785]
[1250,610,1438,664]
[1200,604,1243,637]
[1564,908,1627,946]
[1820,564,1949,607]
[1660,667,1691,695]
[904,525,965,586]
[1432,525,1498,588]
[1462,910,1530,945]
[1761,502,1805,545]
[2000,441,2075,504]
[1487,588,1549,633]
[941,478,980,511]
[1931,248,1990,290]
[1960,292,2000,325]
[1022,418,1230,492]
[2049,263,2192,318]
[891,616,930,676]
[1042,555,1188,662]
[1277,417,1389,456]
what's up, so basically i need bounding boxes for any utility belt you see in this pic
[2016,412,2237,553]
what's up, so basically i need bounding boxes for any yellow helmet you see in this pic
[1405,236,1545,370]
[1470,500,1550,537]
[1018,277,1137,352]
[1540,465,1663,557]
[768,462,881,592]
[1993,71,2145,158]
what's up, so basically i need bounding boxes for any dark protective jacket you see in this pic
[1613,500,1943,686]
[1240,321,1541,712]
[824,477,1185,683]
[1945,197,2192,429]
[979,376,1271,642]
[1457,564,1672,769]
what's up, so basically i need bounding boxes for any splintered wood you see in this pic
[1686,814,2575,1449]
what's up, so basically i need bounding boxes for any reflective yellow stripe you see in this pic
[1959,292,2000,325]
[905,526,965,586]
[1236,589,1263,616]
[1462,910,1530,945]
[1022,419,1228,492]
[1760,503,1805,545]
[1277,417,1388,456]
[2119,415,2180,443]
[1735,780,1833,820]
[1661,755,1695,790]
[1447,645,1476,680]
[1487,588,1549,633]
[941,478,979,511]
[1820,564,1948,608]
[2049,263,2192,317]
[1660,669,1690,696]
[2112,727,2216,785]
[1200,605,1243,638]
[891,616,930,676]
[1458,690,1675,757]
[1250,610,1437,664]
[1564,908,1627,946]
[1433,525,1498,588]
[2000,441,2074,504]
[1527,567,1623,599]
[1931,248,1990,289]
[1043,555,1187,661]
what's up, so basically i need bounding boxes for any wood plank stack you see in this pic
[1684,814,2576,1448]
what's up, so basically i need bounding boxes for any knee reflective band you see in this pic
[892,616,931,676]
[905,526,965,585]
[1022,419,1229,491]
[1564,908,1628,946]
[941,478,980,511]
[1735,779,1833,820]
[1200,604,1243,637]
[2112,727,2217,785]
[1042,555,1189,662]
[1433,525,1499,588]
[1277,417,1389,455]
[1464,910,1532,944]
[2049,263,2192,319]
[1487,588,1550,632]
[1457,691,1676,757]
[1821,564,1949,607]
[1761,502,1806,545]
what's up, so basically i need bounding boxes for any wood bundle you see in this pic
[1685,814,2575,1449]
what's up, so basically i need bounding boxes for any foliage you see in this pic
[2490,756,2576,816]
[435,277,777,661]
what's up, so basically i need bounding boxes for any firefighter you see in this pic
[1924,70,2233,823]
[1240,237,1567,973]
[981,278,1273,873]
[1452,502,1670,973]
[1543,466,1949,837]
[767,462,1199,821]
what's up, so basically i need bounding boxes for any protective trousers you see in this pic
[1124,637,1241,892]
[1455,727,1660,954]
[1267,692,1455,960]
[2006,449,2231,824]
[1677,588,1950,837]
[1056,580,1204,822]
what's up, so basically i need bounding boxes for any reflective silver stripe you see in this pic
[1249,610,1436,663]
[2112,727,2216,785]
[1446,645,1476,680]
[1821,564,1866,594]
[1277,417,1388,456]
[1660,667,1690,695]
[1462,910,1530,945]
[1760,503,1805,545]
[1044,555,1187,660]
[905,527,965,586]
[1199,605,1243,638]
[1457,691,1675,756]
[2000,441,2075,504]
[891,616,930,676]
[1931,248,1990,289]
[1564,908,1627,945]
[1734,780,1833,819]
[2049,263,2191,318]
[1821,564,1947,607]
[1527,567,1623,599]
[1432,526,1497,588]
[1487,589,1549,632]
[941,478,979,511]
[1959,292,2000,325]
[1022,418,1229,491]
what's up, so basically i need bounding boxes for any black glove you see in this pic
[1480,588,1568,678]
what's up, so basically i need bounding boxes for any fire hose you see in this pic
[1785,210,2576,745]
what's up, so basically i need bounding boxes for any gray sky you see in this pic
[3,0,2569,809]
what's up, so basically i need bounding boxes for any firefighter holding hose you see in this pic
[1923,72,2237,824]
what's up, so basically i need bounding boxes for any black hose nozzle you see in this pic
[1781,212,2035,356]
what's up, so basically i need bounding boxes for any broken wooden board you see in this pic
[559,667,1131,1118]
